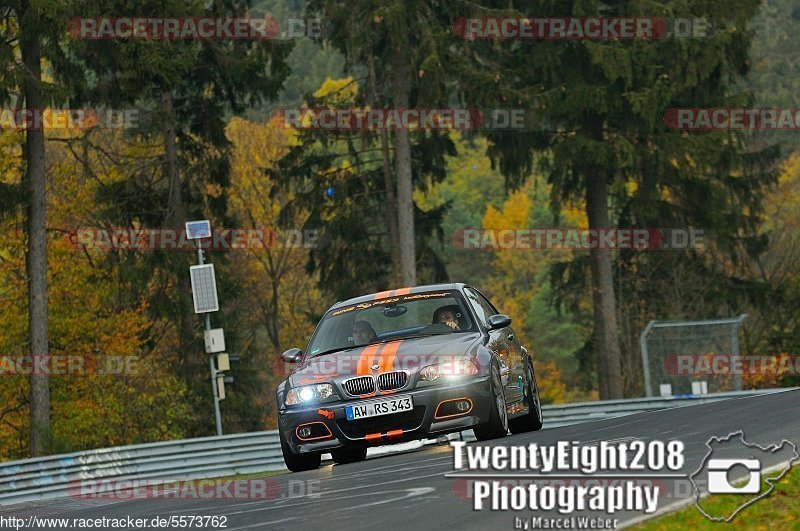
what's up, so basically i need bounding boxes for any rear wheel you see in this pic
[509,358,543,434]
[331,446,368,464]
[474,362,508,441]
[280,427,321,472]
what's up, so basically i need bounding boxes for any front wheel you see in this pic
[280,427,321,472]
[331,446,368,464]
[474,361,509,441]
[509,358,544,434]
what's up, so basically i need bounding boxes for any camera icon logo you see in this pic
[706,458,761,494]
[691,430,800,522]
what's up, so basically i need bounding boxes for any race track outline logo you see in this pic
[690,430,800,522]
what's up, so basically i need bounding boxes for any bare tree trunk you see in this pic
[268,278,281,355]
[162,91,197,371]
[367,51,400,282]
[586,174,624,399]
[20,0,50,456]
[391,48,416,286]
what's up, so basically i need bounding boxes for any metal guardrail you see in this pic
[0,432,285,507]
[0,388,790,507]
[539,388,785,428]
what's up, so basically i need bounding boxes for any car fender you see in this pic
[276,380,287,413]
[472,344,495,377]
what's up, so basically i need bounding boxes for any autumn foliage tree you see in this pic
[0,129,191,459]
[224,115,326,429]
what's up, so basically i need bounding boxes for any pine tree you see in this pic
[458,0,778,398]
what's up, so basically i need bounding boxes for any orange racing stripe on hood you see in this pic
[357,344,381,375]
[378,340,402,373]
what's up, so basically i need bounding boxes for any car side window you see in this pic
[464,288,497,328]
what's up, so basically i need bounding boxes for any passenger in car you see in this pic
[352,320,378,345]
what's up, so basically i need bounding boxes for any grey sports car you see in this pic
[276,283,543,471]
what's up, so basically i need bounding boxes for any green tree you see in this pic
[272,77,451,300]
[305,0,467,286]
[58,0,293,435]
[745,0,800,154]
[0,0,79,455]
[459,0,778,398]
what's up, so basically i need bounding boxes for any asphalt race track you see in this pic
[4,389,799,530]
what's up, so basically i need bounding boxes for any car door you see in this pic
[463,287,525,404]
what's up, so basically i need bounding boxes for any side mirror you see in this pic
[487,314,512,331]
[280,348,303,363]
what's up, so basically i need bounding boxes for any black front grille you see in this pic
[343,376,375,396]
[378,371,407,391]
[337,406,427,439]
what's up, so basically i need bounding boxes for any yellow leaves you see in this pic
[764,151,800,230]
[313,76,358,104]
[226,117,291,226]
[227,116,289,175]
[741,353,794,390]
[224,111,324,397]
[757,150,800,288]
[0,130,23,180]
[779,151,800,185]
[561,203,587,227]
[482,186,537,288]
[204,182,223,198]
[483,188,531,230]
[536,359,568,404]
[480,186,542,362]
[0,128,192,459]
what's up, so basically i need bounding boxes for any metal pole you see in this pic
[640,320,656,397]
[731,314,747,392]
[197,241,223,436]
[209,359,223,436]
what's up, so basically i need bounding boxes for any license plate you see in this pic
[345,396,413,420]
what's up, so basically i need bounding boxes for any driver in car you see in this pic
[352,320,377,345]
[433,306,462,331]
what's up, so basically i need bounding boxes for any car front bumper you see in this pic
[278,375,492,455]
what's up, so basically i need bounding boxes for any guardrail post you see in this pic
[209,336,223,436]
[731,314,747,392]
[640,320,656,397]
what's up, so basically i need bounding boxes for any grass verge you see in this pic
[635,462,800,529]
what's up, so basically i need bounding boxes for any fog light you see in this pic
[456,400,471,412]
[298,427,312,438]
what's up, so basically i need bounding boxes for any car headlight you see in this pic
[420,360,479,381]
[286,383,336,405]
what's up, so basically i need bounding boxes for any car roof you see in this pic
[329,283,467,310]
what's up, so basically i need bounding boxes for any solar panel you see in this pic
[190,264,219,313]
[185,220,211,239]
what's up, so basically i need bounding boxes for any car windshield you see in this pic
[306,290,477,356]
